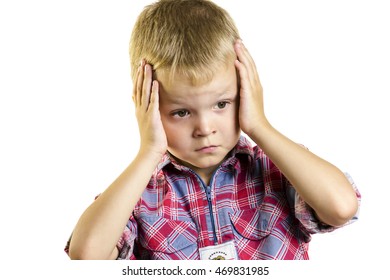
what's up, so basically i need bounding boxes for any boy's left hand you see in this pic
[234,40,268,137]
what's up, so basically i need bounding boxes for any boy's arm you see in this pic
[234,40,358,227]
[69,61,166,259]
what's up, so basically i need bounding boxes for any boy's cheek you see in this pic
[159,115,179,133]
[159,114,170,131]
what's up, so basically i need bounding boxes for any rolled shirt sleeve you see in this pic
[116,215,138,260]
[291,172,361,234]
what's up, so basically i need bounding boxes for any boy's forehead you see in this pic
[159,77,236,105]
[156,64,237,100]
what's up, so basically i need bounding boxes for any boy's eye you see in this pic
[216,101,228,109]
[173,110,189,118]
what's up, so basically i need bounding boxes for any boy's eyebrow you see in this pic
[217,91,236,98]
[165,91,236,105]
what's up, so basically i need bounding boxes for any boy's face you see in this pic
[157,63,240,181]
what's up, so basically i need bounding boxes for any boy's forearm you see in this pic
[248,121,358,226]
[69,150,162,260]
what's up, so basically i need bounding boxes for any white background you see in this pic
[1,0,389,278]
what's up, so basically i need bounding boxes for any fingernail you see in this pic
[234,39,241,48]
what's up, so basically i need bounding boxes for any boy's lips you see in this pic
[195,145,219,153]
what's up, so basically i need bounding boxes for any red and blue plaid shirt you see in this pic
[113,136,360,260]
[65,136,360,259]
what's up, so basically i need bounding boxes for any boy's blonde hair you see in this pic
[130,0,240,85]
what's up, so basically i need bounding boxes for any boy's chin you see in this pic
[168,147,233,170]
[181,156,227,171]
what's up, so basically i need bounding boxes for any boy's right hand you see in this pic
[133,60,168,159]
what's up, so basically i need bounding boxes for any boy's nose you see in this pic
[193,116,216,137]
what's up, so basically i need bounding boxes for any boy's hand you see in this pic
[234,40,268,137]
[133,60,168,158]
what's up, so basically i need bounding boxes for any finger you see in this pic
[235,40,262,88]
[132,65,141,104]
[149,80,160,114]
[134,60,145,107]
[234,40,250,66]
[142,63,153,110]
[234,59,251,91]
[234,40,258,80]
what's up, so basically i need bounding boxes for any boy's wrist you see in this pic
[137,146,166,166]
[245,118,273,143]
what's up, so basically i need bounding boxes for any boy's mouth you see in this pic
[195,145,219,153]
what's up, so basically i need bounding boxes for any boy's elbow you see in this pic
[68,241,118,260]
[68,244,91,260]
[323,195,359,227]
[68,241,100,260]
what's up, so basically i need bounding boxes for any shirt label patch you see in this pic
[199,240,238,260]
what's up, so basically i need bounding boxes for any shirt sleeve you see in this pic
[288,172,361,234]
[64,234,72,256]
[116,215,138,260]
[63,193,139,260]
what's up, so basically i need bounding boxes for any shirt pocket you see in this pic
[229,208,273,240]
[137,215,199,258]
[229,208,275,259]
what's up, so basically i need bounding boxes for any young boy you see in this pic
[66,0,360,260]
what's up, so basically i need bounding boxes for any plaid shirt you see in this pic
[113,136,360,260]
[64,136,360,259]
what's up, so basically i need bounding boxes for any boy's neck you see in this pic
[193,168,215,186]
[168,152,218,186]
